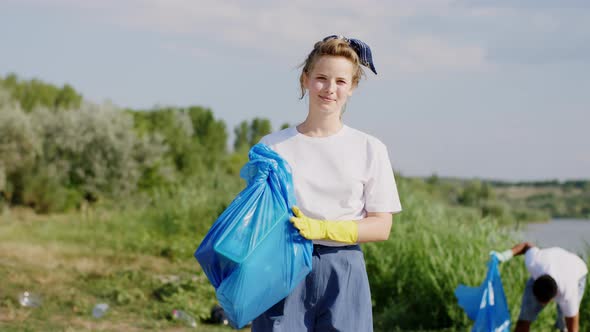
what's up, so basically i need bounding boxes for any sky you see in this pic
[1,0,589,181]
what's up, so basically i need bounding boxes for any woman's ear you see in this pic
[302,73,309,90]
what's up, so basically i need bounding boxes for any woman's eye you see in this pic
[337,80,346,84]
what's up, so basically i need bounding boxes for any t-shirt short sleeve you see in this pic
[363,139,402,214]
[524,247,541,276]
[558,293,581,317]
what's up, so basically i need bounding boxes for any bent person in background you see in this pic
[492,242,587,332]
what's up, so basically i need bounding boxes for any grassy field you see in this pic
[1,177,588,331]
[0,172,246,332]
[0,209,241,332]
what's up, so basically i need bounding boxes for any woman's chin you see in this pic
[316,106,341,115]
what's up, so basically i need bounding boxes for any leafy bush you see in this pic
[21,165,82,212]
[33,105,143,197]
[480,200,515,225]
[0,73,82,112]
[457,180,494,206]
[130,106,228,177]
[0,105,41,204]
[0,97,169,211]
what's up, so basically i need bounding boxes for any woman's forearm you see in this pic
[356,213,393,243]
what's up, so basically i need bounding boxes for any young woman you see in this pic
[253,35,402,331]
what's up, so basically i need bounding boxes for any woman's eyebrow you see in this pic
[315,73,348,80]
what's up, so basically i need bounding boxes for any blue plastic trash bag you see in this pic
[195,143,313,328]
[455,256,511,332]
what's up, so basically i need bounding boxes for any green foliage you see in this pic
[151,276,214,320]
[130,106,228,177]
[228,117,272,176]
[365,179,520,330]
[496,181,590,219]
[0,106,41,204]
[35,105,149,198]
[421,176,551,225]
[425,174,440,186]
[488,179,590,219]
[0,170,244,329]
[457,180,494,206]
[0,75,277,214]
[21,167,83,213]
[0,73,82,112]
[510,207,550,224]
[479,200,515,225]
[1,168,589,330]
[233,117,272,152]
[224,150,250,176]
[187,106,228,167]
[0,95,169,212]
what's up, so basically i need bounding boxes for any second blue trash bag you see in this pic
[455,256,511,332]
[194,143,313,328]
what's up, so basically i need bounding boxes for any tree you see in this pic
[0,105,40,204]
[130,106,228,176]
[233,118,272,152]
[457,180,495,206]
[249,118,272,145]
[0,73,83,112]
[187,106,228,168]
[233,121,249,152]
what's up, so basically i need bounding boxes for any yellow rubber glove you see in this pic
[289,206,358,244]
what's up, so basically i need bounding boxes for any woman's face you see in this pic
[303,56,355,115]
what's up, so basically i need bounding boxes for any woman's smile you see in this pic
[303,56,355,114]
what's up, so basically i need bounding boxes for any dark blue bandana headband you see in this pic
[323,35,377,75]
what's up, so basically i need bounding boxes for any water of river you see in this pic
[519,219,590,258]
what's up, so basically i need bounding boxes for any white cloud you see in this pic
[23,0,589,71]
[382,36,489,73]
[101,0,489,72]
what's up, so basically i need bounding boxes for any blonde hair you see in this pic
[299,37,365,99]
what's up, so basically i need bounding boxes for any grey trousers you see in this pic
[252,244,373,332]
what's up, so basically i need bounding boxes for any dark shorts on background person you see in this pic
[518,275,587,330]
[252,244,373,332]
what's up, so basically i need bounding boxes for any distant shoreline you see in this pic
[520,219,590,258]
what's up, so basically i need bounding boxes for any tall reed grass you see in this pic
[2,172,588,331]
[365,178,590,331]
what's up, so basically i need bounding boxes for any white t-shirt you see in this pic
[260,125,402,246]
[525,247,588,316]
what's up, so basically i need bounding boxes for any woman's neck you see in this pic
[297,112,343,137]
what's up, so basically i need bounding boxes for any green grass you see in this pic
[365,179,590,331]
[0,175,588,331]
[0,210,242,331]
[0,172,246,331]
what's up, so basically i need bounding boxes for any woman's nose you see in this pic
[325,80,337,93]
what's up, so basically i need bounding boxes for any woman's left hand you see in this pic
[289,206,358,244]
